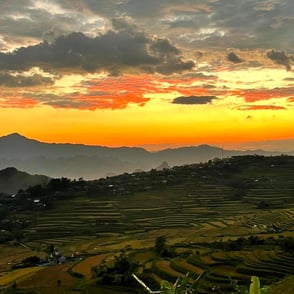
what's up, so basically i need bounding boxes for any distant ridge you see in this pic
[0,133,292,179]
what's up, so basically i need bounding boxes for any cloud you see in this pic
[0,93,38,108]
[0,21,194,75]
[98,1,283,53]
[0,72,54,87]
[43,93,150,110]
[1,0,294,54]
[24,74,160,110]
[237,105,287,111]
[1,74,168,110]
[227,52,242,63]
[155,58,195,75]
[20,89,151,111]
[0,73,223,110]
[0,0,107,48]
[284,77,294,81]
[232,87,294,103]
[267,49,294,70]
[116,0,293,50]
[172,95,216,105]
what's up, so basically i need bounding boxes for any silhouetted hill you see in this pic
[0,133,290,179]
[0,133,149,159]
[0,133,152,178]
[0,167,50,194]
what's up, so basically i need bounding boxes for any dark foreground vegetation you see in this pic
[0,155,293,293]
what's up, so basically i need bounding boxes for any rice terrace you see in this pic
[0,155,294,293]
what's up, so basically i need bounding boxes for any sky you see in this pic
[0,0,293,151]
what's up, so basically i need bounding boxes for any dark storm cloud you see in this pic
[0,22,194,75]
[227,52,243,63]
[172,95,216,105]
[0,72,54,87]
[267,49,294,71]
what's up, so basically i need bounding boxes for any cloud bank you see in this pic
[0,19,194,76]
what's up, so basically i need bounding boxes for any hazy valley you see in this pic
[0,133,292,180]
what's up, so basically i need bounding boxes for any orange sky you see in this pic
[1,66,294,150]
[0,1,293,151]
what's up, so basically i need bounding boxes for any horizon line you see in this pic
[1,132,294,153]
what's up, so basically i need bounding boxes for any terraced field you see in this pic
[129,247,294,293]
[25,198,126,244]
[2,243,293,294]
[0,267,43,287]
[1,156,294,293]
[24,185,294,247]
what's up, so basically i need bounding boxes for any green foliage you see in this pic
[230,276,269,294]
[159,272,205,294]
[160,280,174,293]
[249,276,261,294]
[93,252,138,286]
[10,256,41,270]
[160,275,191,294]
[279,236,294,252]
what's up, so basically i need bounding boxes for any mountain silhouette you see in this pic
[0,133,289,179]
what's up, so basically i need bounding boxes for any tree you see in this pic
[93,252,137,286]
[155,236,167,256]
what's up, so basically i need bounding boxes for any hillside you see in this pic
[0,133,288,179]
[0,155,293,243]
[0,155,293,293]
[0,167,50,194]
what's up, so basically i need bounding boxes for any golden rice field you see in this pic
[171,257,203,275]
[17,263,76,288]
[71,253,109,279]
[154,260,185,279]
[0,266,43,287]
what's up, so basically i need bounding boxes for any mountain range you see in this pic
[0,133,292,179]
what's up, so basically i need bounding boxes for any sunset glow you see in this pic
[0,0,293,150]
